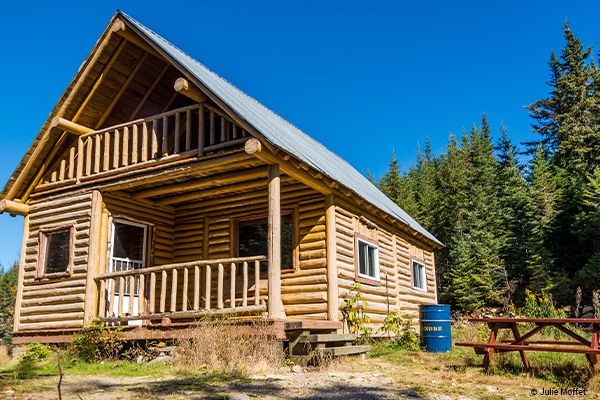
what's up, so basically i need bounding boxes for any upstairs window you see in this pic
[412,260,427,291]
[38,227,73,277]
[357,239,379,280]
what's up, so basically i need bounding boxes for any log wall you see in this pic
[172,180,328,319]
[335,200,437,327]
[18,192,95,331]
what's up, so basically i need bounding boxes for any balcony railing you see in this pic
[95,255,267,324]
[40,104,250,188]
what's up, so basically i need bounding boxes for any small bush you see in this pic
[379,312,420,350]
[17,342,51,368]
[341,283,372,343]
[72,323,123,362]
[175,317,284,376]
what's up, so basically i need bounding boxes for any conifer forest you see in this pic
[377,23,600,310]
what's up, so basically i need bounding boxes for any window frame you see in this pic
[354,234,380,285]
[37,225,74,279]
[233,209,298,273]
[109,218,149,271]
[411,259,427,292]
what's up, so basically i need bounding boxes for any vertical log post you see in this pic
[326,194,339,321]
[267,164,283,318]
[198,105,205,156]
[83,191,103,325]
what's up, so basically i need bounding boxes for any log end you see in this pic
[174,77,189,93]
[244,138,262,155]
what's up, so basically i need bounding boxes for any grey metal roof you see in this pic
[120,12,442,247]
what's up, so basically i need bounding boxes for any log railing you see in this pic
[41,104,250,187]
[95,255,267,323]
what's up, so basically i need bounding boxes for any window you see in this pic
[412,260,427,290]
[38,227,72,277]
[237,215,294,271]
[357,239,379,280]
[110,220,147,295]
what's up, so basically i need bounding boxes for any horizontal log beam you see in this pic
[245,138,331,195]
[174,77,207,104]
[0,199,29,216]
[50,117,94,136]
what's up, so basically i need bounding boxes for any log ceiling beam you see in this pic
[50,117,94,136]
[21,39,128,202]
[174,78,207,104]
[129,62,170,120]
[112,19,162,58]
[244,138,331,195]
[6,18,128,202]
[134,166,268,199]
[0,199,29,216]
[94,52,150,129]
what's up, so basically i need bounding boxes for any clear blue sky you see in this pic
[1,0,599,268]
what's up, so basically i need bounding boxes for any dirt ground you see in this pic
[3,354,594,400]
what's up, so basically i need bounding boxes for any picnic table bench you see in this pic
[455,317,600,371]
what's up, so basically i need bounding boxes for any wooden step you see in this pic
[299,333,357,343]
[284,320,343,331]
[327,344,371,356]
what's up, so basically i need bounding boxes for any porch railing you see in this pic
[41,104,250,187]
[95,255,267,323]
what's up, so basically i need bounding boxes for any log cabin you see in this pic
[0,11,443,346]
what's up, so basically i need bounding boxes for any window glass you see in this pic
[358,239,379,279]
[238,215,293,270]
[113,222,145,261]
[43,229,71,275]
[413,261,426,290]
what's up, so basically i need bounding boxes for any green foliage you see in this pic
[18,343,51,368]
[72,323,124,362]
[379,312,420,350]
[523,290,566,319]
[0,262,18,345]
[375,23,600,310]
[341,284,372,342]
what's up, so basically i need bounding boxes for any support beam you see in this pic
[50,117,94,136]
[174,78,207,104]
[0,199,29,216]
[83,191,103,325]
[325,194,339,321]
[245,138,331,195]
[112,19,162,57]
[267,164,284,319]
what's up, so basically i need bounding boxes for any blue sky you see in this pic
[1,0,599,268]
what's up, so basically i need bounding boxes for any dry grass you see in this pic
[175,317,285,376]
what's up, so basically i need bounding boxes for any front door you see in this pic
[109,219,147,325]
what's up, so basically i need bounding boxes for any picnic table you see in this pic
[455,318,600,371]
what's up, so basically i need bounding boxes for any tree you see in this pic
[0,262,18,345]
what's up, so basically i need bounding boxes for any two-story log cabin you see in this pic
[0,11,443,345]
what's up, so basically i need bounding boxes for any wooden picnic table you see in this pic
[455,317,600,371]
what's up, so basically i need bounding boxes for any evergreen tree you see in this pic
[0,262,18,345]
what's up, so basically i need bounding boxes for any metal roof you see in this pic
[121,12,442,247]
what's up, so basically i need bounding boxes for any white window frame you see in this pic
[412,260,427,291]
[356,238,380,281]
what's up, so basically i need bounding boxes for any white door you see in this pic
[109,219,147,326]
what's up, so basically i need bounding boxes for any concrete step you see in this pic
[298,333,357,343]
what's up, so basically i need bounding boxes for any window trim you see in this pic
[109,218,148,272]
[37,225,74,279]
[411,259,428,292]
[354,234,380,285]
[233,209,298,273]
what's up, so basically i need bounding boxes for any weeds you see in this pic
[175,317,284,376]
[378,312,420,350]
[72,323,123,362]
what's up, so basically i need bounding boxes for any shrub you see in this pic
[379,312,420,350]
[523,289,566,319]
[175,317,284,376]
[341,283,372,343]
[72,323,123,362]
[17,343,51,368]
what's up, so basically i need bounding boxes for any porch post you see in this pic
[83,190,103,325]
[267,164,284,319]
[326,194,339,321]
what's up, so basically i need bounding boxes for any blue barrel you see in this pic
[419,304,452,352]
